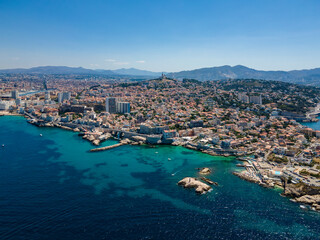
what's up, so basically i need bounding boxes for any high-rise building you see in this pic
[249,95,262,105]
[58,92,71,103]
[238,93,262,105]
[45,91,51,101]
[105,97,117,113]
[116,102,130,114]
[11,90,19,99]
[238,93,249,103]
[15,98,21,106]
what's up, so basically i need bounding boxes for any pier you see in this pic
[90,139,130,152]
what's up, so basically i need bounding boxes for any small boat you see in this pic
[155,152,158,154]
[300,205,307,209]
[1,144,4,147]
[168,158,171,161]
[40,134,43,137]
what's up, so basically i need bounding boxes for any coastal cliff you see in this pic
[295,195,320,210]
[283,181,320,198]
[282,181,320,210]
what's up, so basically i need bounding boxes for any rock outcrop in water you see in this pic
[178,177,212,194]
[198,167,211,175]
[295,195,320,210]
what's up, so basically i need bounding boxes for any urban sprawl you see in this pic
[1,74,320,211]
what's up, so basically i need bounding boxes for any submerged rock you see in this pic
[178,177,212,194]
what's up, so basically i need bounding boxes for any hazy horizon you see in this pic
[1,64,320,73]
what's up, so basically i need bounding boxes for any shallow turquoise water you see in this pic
[0,116,320,239]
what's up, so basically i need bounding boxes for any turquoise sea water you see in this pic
[1,116,320,239]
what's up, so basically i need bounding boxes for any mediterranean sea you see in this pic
[1,116,320,240]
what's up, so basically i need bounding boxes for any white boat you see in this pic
[300,205,307,209]
[1,144,4,147]
[40,134,42,137]
[168,158,171,161]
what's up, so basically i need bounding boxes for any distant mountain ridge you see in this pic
[0,66,117,75]
[1,65,320,86]
[168,65,320,85]
[112,68,163,76]
[0,66,161,77]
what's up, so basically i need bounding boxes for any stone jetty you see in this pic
[90,139,131,152]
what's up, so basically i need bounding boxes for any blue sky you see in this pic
[0,0,320,72]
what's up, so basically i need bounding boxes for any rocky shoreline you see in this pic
[234,170,320,212]
[282,181,320,211]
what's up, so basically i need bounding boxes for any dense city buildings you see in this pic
[1,73,320,210]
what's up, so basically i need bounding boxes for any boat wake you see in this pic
[171,168,183,176]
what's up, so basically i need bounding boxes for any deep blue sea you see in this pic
[1,116,320,240]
